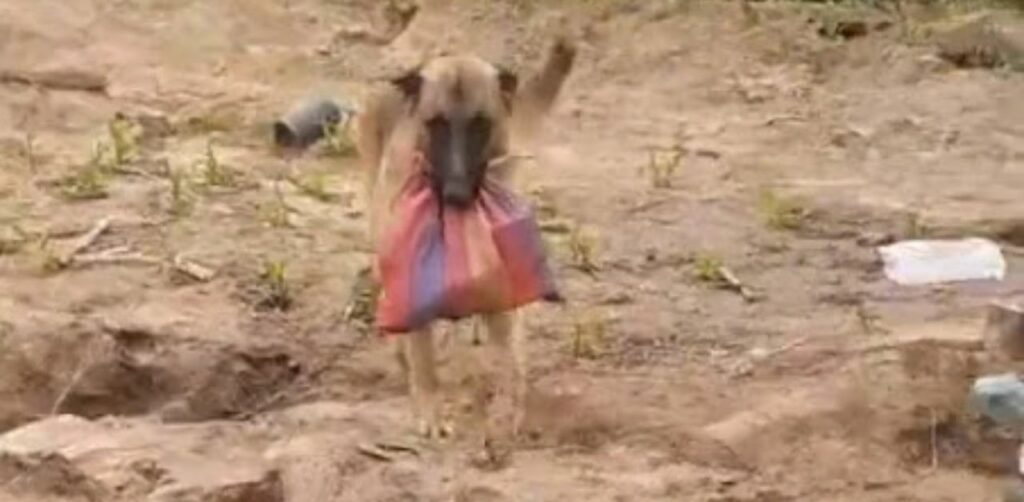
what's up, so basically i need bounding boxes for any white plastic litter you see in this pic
[877,237,1006,286]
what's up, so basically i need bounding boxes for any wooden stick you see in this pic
[717,266,761,302]
[356,443,395,462]
[72,249,161,267]
[57,217,112,265]
[50,363,90,415]
[172,254,216,281]
[0,68,108,93]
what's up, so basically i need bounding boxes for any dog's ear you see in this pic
[496,67,518,110]
[390,69,423,102]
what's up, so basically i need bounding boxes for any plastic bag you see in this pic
[877,238,1006,286]
[375,172,560,333]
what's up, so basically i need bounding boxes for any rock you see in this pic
[933,13,1024,71]
[818,20,869,40]
[0,299,99,431]
[830,126,870,149]
[263,433,351,502]
[93,293,300,422]
[0,291,299,433]
[0,450,110,502]
[970,374,1024,429]
[986,300,1024,361]
[0,415,283,502]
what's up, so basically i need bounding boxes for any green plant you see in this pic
[741,0,760,27]
[260,182,294,227]
[570,309,606,359]
[904,212,928,238]
[568,223,599,273]
[198,141,235,187]
[693,253,726,283]
[758,188,808,230]
[168,167,194,217]
[322,120,356,157]
[257,259,293,311]
[31,234,64,273]
[108,114,138,166]
[0,225,28,255]
[59,154,110,201]
[640,147,684,189]
[24,132,37,174]
[287,172,336,202]
[343,265,379,327]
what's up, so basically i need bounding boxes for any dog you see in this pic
[354,37,576,449]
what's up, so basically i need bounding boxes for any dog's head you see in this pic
[391,55,517,208]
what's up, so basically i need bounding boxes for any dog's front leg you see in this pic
[480,310,526,464]
[400,327,451,438]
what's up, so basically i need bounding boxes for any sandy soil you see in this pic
[2,0,1024,500]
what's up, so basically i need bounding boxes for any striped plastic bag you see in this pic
[375,172,560,333]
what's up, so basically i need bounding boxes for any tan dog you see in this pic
[354,38,575,445]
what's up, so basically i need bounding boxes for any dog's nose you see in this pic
[442,184,474,208]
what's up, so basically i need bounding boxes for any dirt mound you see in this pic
[0,290,300,431]
[0,450,109,502]
[0,415,282,502]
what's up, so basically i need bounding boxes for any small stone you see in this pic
[819,20,869,40]
[830,127,868,148]
[970,374,1024,428]
[748,347,770,361]
[599,292,633,305]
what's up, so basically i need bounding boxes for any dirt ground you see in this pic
[2,0,1024,500]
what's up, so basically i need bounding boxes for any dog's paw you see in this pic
[417,417,453,440]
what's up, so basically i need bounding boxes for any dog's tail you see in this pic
[509,35,577,148]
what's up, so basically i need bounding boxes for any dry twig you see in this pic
[717,266,761,303]
[172,254,216,281]
[0,67,108,93]
[357,443,395,462]
[57,217,112,265]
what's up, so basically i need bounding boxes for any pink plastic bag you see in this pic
[375,163,560,333]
